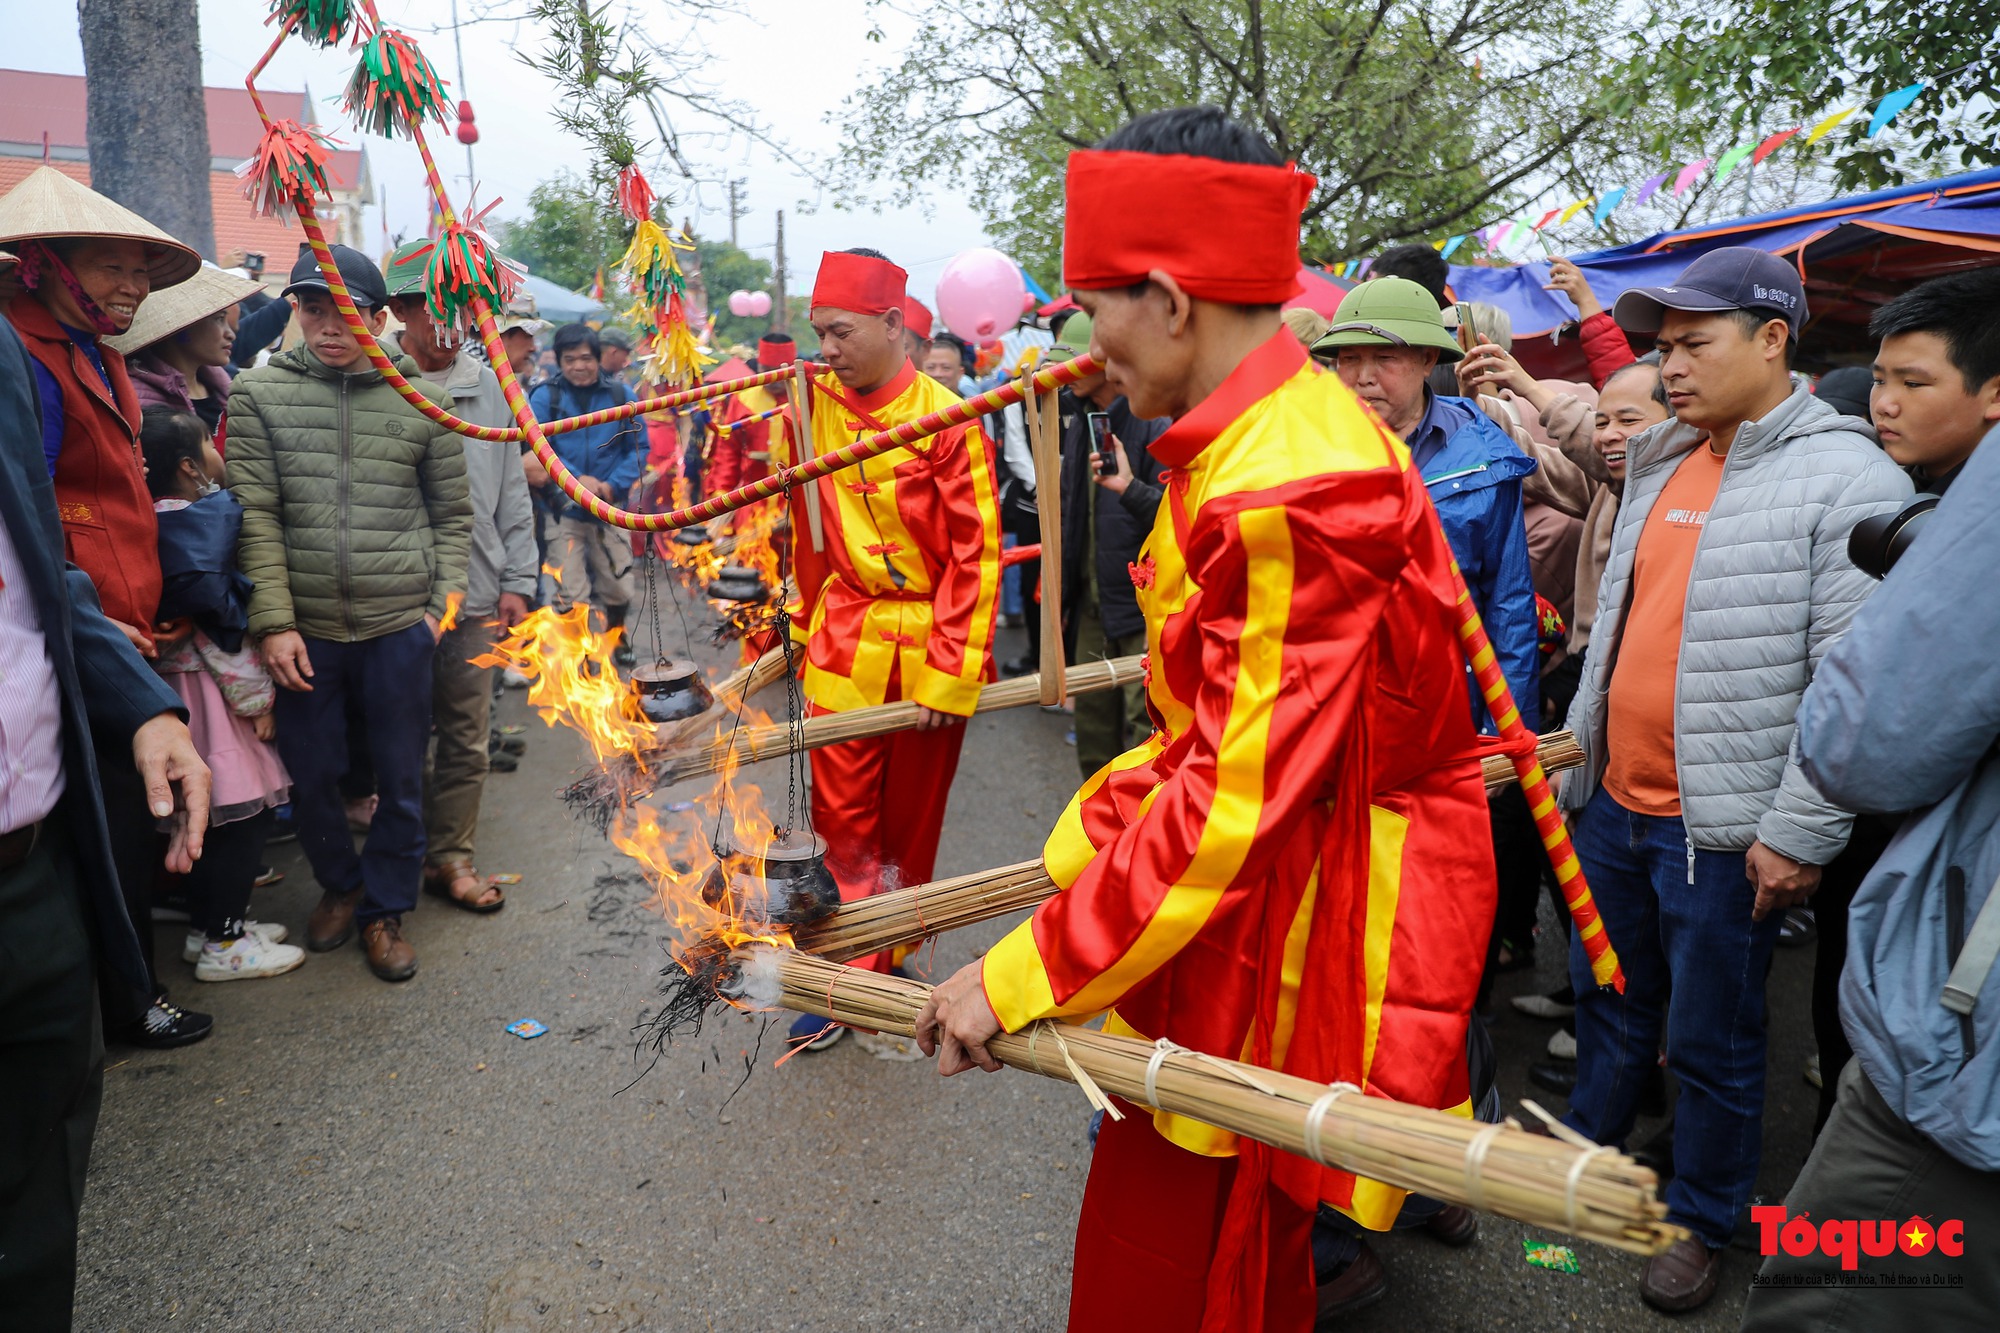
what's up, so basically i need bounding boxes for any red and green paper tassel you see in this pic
[344,29,450,139]
[423,222,526,331]
[269,0,360,48]
[236,119,339,223]
[614,164,657,224]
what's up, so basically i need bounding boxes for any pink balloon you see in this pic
[936,247,1027,343]
[745,290,772,317]
[727,290,754,317]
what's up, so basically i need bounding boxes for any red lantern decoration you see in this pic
[455,99,479,146]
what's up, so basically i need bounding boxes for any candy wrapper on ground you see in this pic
[1523,1238,1581,1273]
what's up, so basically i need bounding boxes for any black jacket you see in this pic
[1057,390,1170,644]
[0,318,181,996]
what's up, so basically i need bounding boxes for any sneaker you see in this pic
[1546,1028,1577,1060]
[253,865,285,888]
[787,1012,845,1052]
[268,807,298,843]
[183,920,290,963]
[123,997,214,1049]
[503,667,533,689]
[1777,906,1817,948]
[1510,988,1575,1020]
[196,934,306,982]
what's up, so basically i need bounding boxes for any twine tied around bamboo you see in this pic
[1026,1021,1123,1122]
[1143,1037,1281,1111]
[1565,1144,1617,1232]
[1462,1121,1508,1214]
[1302,1082,1363,1165]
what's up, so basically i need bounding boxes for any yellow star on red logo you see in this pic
[1906,1224,1930,1251]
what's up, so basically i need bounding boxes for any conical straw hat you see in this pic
[105,262,264,355]
[0,165,201,288]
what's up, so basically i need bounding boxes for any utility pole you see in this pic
[450,0,474,190]
[773,208,788,334]
[727,178,748,248]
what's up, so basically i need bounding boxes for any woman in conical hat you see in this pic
[0,165,217,1050]
[110,263,263,437]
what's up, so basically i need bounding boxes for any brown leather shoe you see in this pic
[306,888,364,952]
[1422,1202,1480,1247]
[360,917,417,982]
[1639,1237,1721,1312]
[1314,1239,1386,1326]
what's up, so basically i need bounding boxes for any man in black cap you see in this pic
[1554,246,1909,1313]
[226,244,471,984]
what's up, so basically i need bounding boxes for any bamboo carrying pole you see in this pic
[1029,386,1065,706]
[648,655,1150,783]
[792,361,824,551]
[745,950,1682,1255]
[788,731,1586,964]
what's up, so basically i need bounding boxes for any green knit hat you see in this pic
[1313,276,1463,363]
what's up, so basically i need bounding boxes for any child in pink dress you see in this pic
[141,407,304,981]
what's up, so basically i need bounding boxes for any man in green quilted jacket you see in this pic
[225,244,471,983]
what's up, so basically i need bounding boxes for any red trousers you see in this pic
[1070,1107,1317,1333]
[806,701,965,972]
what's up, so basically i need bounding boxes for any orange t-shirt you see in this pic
[1603,444,1728,817]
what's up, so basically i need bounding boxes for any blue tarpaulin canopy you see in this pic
[1445,167,2000,374]
[518,270,606,324]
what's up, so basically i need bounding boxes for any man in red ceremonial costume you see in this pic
[914,109,1497,1331]
[790,248,1003,1051]
[706,332,797,503]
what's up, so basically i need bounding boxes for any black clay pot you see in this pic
[698,830,839,927]
[627,659,714,724]
[707,565,770,603]
[672,525,711,547]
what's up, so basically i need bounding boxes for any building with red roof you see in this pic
[0,67,373,289]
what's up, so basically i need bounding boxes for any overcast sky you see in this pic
[14,0,989,303]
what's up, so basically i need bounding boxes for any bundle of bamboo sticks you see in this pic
[785,734,1587,963]
[736,949,1681,1255]
[649,655,1149,783]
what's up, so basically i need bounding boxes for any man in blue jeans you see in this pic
[228,245,471,982]
[1557,248,1908,1311]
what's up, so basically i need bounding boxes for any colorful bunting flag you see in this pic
[1558,197,1594,225]
[1440,234,1469,260]
[1752,127,1801,164]
[1713,141,1757,181]
[1868,82,1927,137]
[1672,159,1711,197]
[1533,207,1563,231]
[1592,187,1628,228]
[1630,170,1672,207]
[1804,106,1859,146]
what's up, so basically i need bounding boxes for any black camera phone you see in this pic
[243,251,266,276]
[1087,411,1116,476]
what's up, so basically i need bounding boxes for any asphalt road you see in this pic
[75,619,1820,1332]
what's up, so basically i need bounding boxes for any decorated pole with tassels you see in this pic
[1448,560,1624,992]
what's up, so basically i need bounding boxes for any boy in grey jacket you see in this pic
[1555,248,1909,1312]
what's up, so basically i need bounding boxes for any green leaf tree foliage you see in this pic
[493,171,629,294]
[1637,2,1999,193]
[831,0,1679,276]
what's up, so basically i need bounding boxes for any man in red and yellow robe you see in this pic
[914,111,1495,1332]
[707,333,799,500]
[795,250,1003,981]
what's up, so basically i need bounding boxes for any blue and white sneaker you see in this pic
[788,1012,845,1052]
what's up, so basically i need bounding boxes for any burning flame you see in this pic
[475,603,805,975]
[439,590,464,632]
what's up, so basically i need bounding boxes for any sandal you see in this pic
[423,858,506,914]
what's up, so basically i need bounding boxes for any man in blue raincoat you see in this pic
[1318,277,1540,731]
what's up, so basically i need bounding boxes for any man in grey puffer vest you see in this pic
[1555,248,1909,1313]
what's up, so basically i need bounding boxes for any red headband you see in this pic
[811,251,907,316]
[756,334,795,369]
[1062,149,1315,304]
[901,297,934,340]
